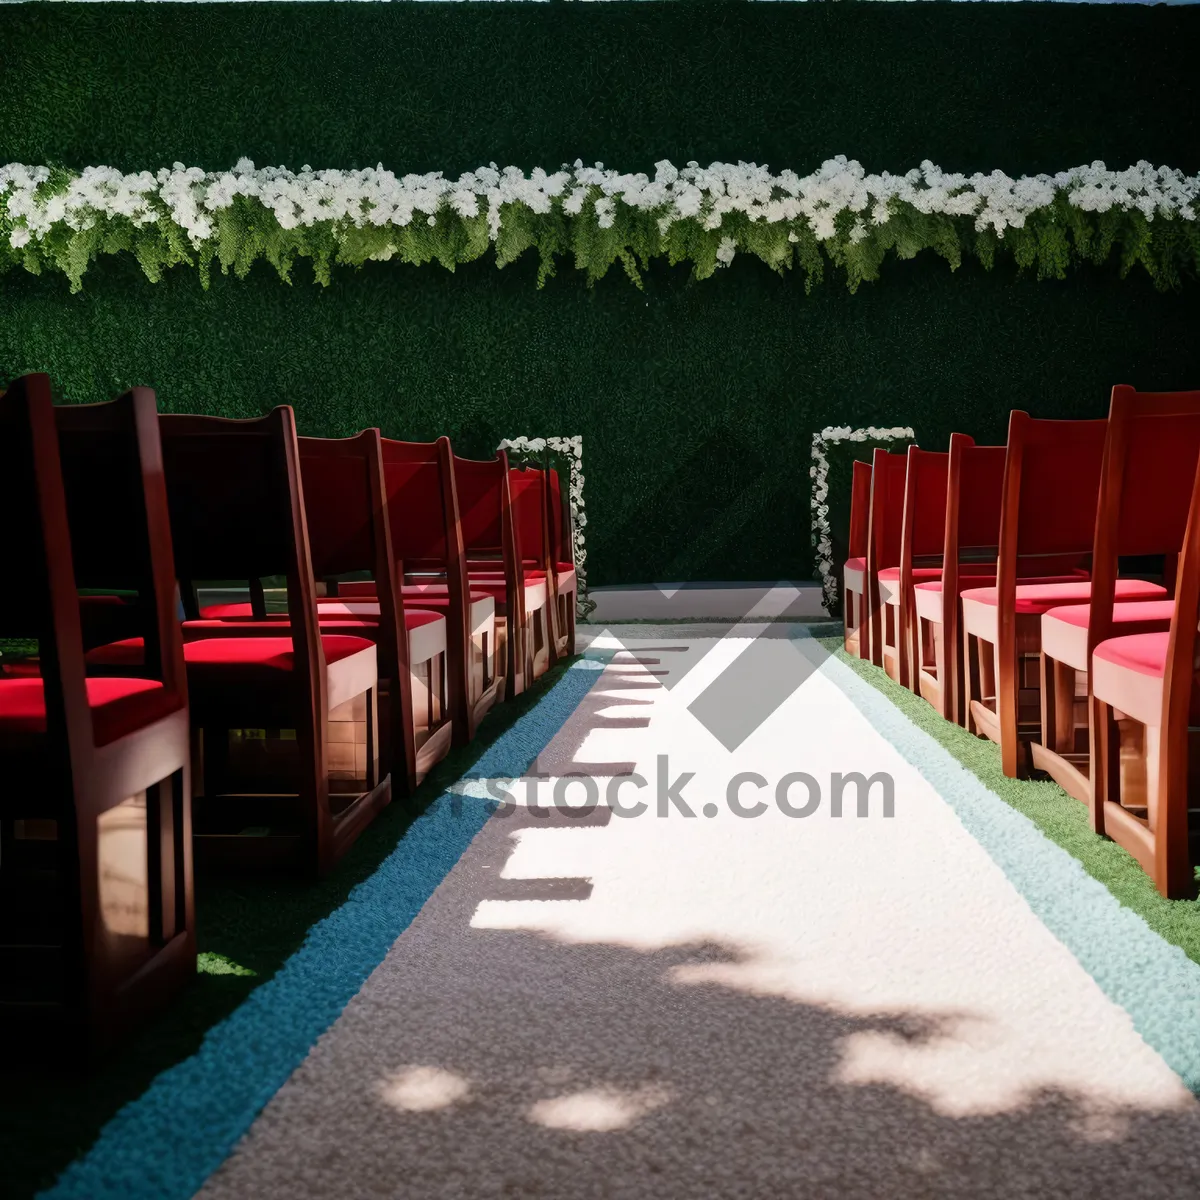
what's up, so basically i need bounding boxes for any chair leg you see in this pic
[963,628,982,736]
[296,721,332,879]
[1090,694,1115,834]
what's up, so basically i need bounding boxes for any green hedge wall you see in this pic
[3,2,1200,587]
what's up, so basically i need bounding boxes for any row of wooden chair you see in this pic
[0,373,578,1052]
[843,386,1200,899]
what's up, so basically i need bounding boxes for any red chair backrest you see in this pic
[298,432,386,581]
[952,436,1008,555]
[56,390,187,690]
[453,452,510,555]
[1000,412,1109,569]
[902,447,949,561]
[847,460,871,561]
[378,437,461,571]
[509,466,549,568]
[868,448,909,572]
[0,374,185,748]
[158,407,322,675]
[1104,387,1200,558]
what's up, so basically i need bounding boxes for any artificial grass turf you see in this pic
[3,3,1200,586]
[0,656,577,1200]
[820,638,1200,967]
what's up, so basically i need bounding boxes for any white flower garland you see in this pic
[3,157,1197,291]
[496,435,589,617]
[810,425,914,614]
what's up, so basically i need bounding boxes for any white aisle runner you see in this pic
[200,627,1200,1199]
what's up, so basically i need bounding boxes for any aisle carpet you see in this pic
[47,626,1200,1198]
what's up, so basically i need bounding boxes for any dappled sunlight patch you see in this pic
[527,1084,672,1133]
[376,1066,472,1113]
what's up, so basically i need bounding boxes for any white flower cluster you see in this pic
[497,435,589,616]
[810,425,914,614]
[3,157,1197,258]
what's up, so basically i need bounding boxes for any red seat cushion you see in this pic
[843,556,866,575]
[960,578,1166,618]
[0,676,180,747]
[876,566,942,583]
[1093,631,1169,677]
[1042,600,1176,672]
[88,635,373,674]
[194,604,441,632]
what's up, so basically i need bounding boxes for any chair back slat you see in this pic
[1006,414,1109,559]
[847,461,871,561]
[379,437,458,568]
[158,408,322,679]
[509,467,549,567]
[299,433,381,579]
[903,448,949,560]
[868,449,909,570]
[56,390,187,693]
[954,443,1008,552]
[1108,389,1200,556]
[453,453,512,554]
[158,411,302,582]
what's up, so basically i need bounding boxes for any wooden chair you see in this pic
[1036,387,1200,809]
[1092,441,1200,898]
[842,459,872,659]
[913,436,1001,722]
[877,447,948,688]
[0,374,194,1053]
[186,432,455,793]
[454,450,550,697]
[89,408,391,877]
[547,466,578,658]
[961,412,1166,778]
[914,434,1098,726]
[507,463,573,664]
[865,448,910,674]
[377,436,500,742]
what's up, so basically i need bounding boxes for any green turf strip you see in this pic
[819,637,1200,966]
[0,657,576,1200]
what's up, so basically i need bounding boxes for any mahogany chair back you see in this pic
[55,394,188,683]
[996,413,1109,596]
[509,466,550,571]
[158,407,323,692]
[847,460,871,563]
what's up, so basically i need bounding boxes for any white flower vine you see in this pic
[496,435,589,617]
[2,157,1197,292]
[811,425,914,614]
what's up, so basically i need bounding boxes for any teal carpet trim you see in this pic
[42,655,610,1200]
[807,634,1200,1094]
